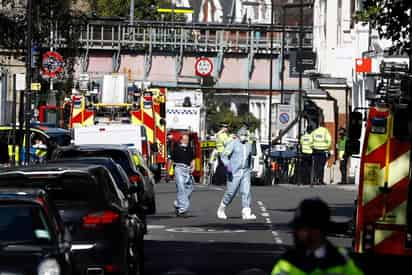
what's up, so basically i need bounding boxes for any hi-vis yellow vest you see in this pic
[311,127,332,151]
[300,134,313,154]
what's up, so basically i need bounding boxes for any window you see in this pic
[0,204,52,244]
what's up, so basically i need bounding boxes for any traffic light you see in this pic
[31,44,40,69]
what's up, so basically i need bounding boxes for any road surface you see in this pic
[144,182,357,275]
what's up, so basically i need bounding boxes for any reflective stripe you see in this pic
[7,145,20,162]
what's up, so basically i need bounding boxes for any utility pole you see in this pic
[130,0,135,25]
[268,0,274,185]
[298,0,304,141]
[24,0,33,164]
[280,6,286,104]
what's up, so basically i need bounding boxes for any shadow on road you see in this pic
[144,240,286,275]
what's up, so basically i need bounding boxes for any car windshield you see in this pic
[0,204,52,245]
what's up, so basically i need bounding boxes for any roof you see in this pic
[49,157,118,166]
[0,163,103,176]
[0,188,45,201]
[62,144,130,151]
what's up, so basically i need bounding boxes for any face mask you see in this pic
[239,135,248,142]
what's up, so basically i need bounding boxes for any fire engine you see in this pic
[66,74,167,176]
[349,61,412,256]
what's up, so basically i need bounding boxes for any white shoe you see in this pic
[242,208,257,220]
[217,202,227,219]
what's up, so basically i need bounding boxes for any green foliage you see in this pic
[205,94,260,134]
[90,0,186,21]
[363,0,412,55]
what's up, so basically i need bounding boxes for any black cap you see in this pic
[290,198,331,231]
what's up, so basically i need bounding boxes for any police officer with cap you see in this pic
[272,198,363,275]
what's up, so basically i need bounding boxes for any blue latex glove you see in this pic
[226,165,232,173]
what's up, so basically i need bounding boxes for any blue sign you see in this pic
[279,112,289,124]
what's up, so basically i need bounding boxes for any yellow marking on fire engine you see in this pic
[366,133,388,156]
[195,158,201,171]
[362,151,410,206]
[374,229,394,248]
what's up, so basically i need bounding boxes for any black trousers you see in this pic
[299,153,313,185]
[312,150,327,184]
[213,156,227,185]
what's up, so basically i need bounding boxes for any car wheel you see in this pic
[128,236,144,275]
[147,196,156,215]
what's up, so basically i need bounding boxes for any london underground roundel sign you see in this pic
[195,57,213,77]
[41,51,64,79]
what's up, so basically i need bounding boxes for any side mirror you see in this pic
[393,103,412,141]
[348,111,362,140]
[346,140,361,155]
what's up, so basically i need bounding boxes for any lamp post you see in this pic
[24,0,33,164]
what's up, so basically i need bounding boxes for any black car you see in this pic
[0,164,144,275]
[52,144,156,214]
[0,188,72,275]
[49,157,148,233]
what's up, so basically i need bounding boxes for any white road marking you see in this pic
[166,227,247,234]
[258,200,284,245]
[147,225,166,230]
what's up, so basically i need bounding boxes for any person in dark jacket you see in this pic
[271,198,363,275]
[171,133,195,217]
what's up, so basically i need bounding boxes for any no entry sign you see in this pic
[195,57,213,77]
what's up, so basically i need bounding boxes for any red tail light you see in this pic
[129,175,141,183]
[82,211,119,228]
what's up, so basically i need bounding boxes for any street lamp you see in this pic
[24,0,33,164]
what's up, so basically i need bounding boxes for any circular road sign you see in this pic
[41,51,64,79]
[195,57,213,77]
[279,112,290,124]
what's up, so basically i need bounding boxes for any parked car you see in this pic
[0,164,144,275]
[0,188,72,275]
[52,144,156,214]
[251,141,267,185]
[49,157,147,233]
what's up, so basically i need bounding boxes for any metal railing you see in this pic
[68,20,313,54]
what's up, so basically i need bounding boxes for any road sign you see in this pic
[15,74,26,91]
[31,83,41,91]
[195,57,213,77]
[41,51,64,79]
[276,104,294,130]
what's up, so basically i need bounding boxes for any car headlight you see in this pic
[38,259,60,275]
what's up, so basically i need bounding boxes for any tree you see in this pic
[89,0,186,21]
[205,93,260,135]
[0,0,87,94]
[360,0,412,55]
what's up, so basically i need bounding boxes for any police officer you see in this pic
[299,130,313,185]
[213,123,231,185]
[217,127,257,220]
[271,198,363,275]
[337,128,348,184]
[311,121,332,185]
